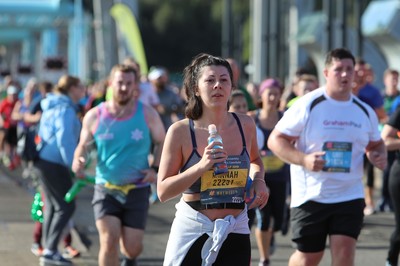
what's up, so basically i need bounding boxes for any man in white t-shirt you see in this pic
[268,48,387,266]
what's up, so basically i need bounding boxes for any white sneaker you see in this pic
[364,205,375,216]
[40,251,72,265]
[31,243,43,257]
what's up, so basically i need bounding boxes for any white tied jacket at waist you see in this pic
[163,198,250,266]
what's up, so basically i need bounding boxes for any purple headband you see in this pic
[259,78,282,95]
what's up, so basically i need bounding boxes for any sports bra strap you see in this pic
[189,119,198,149]
[231,112,246,149]
[189,113,245,149]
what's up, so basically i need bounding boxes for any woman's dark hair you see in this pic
[228,90,245,108]
[39,81,54,94]
[183,53,233,120]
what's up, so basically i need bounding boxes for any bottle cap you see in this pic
[208,124,217,134]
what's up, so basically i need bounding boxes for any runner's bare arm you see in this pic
[144,105,165,168]
[72,107,97,177]
[268,129,326,171]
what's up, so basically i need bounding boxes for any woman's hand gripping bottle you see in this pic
[208,124,229,176]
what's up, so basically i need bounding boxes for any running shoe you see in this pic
[364,205,375,216]
[386,261,394,266]
[121,257,138,266]
[31,243,43,257]
[63,245,81,259]
[258,259,270,266]
[40,251,72,265]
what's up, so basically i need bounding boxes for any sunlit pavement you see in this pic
[0,164,394,266]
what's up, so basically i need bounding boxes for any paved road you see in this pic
[0,165,395,266]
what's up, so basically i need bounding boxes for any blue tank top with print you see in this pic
[94,102,151,186]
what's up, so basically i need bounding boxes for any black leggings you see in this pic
[181,233,251,266]
[381,151,395,208]
[36,159,75,252]
[256,180,287,231]
[387,160,400,265]
[364,156,375,188]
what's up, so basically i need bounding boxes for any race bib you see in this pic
[200,156,248,204]
[322,141,352,173]
[261,150,285,173]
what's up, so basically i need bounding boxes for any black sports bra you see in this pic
[182,112,250,194]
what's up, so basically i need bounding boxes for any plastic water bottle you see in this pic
[64,176,96,203]
[208,124,229,176]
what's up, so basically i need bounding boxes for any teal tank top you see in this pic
[93,102,151,186]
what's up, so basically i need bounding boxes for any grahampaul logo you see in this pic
[323,120,361,128]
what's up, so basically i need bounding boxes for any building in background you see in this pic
[0,0,399,91]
